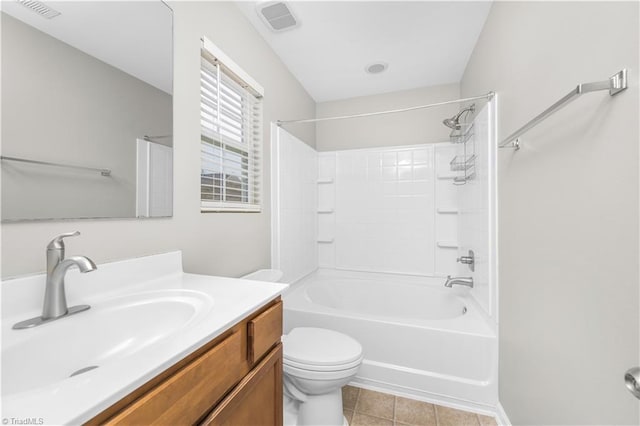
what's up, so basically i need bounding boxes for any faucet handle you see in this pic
[47,231,81,250]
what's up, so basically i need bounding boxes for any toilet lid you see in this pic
[283,327,363,367]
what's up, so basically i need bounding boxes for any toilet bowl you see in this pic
[283,327,363,426]
[241,270,364,425]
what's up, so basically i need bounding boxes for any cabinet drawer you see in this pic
[201,344,283,426]
[247,301,283,365]
[105,330,246,426]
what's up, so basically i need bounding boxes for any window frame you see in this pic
[200,36,264,213]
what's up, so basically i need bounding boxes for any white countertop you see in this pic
[1,251,288,425]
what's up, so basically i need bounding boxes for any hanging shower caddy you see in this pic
[449,117,476,185]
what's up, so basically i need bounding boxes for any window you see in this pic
[200,37,263,212]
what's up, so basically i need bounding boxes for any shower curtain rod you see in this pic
[276,92,495,126]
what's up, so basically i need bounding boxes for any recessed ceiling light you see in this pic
[365,62,388,75]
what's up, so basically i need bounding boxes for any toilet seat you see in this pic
[284,361,362,381]
[284,356,363,372]
[283,327,363,372]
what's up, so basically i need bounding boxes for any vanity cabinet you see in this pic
[88,298,283,426]
[202,344,282,426]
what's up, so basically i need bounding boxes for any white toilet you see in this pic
[241,270,364,426]
[283,327,363,426]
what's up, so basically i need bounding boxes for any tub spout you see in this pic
[444,275,474,288]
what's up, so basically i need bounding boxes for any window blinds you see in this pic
[200,47,263,212]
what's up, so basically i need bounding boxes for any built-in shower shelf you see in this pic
[437,208,459,214]
[317,238,334,243]
[317,178,334,184]
[437,241,459,249]
[317,209,334,214]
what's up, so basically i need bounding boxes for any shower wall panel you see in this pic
[456,101,497,319]
[272,128,318,283]
[317,144,459,276]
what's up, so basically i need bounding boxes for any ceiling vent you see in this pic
[257,2,298,32]
[17,0,61,19]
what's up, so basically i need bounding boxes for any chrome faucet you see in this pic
[444,275,474,288]
[13,231,97,329]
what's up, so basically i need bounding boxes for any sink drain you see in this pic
[70,365,99,377]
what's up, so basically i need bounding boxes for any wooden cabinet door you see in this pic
[104,330,247,426]
[247,301,283,365]
[202,344,283,426]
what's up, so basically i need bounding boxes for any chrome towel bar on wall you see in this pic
[499,69,628,150]
[0,155,112,176]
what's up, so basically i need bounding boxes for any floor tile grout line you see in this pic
[393,395,397,424]
[352,387,360,413]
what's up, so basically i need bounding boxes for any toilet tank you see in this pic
[241,269,284,283]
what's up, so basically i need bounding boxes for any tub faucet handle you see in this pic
[456,249,475,272]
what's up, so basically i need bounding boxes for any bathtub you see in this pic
[283,269,498,411]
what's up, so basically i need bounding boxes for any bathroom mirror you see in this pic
[1,1,173,222]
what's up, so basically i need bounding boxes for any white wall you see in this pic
[1,1,316,278]
[271,127,317,284]
[315,83,460,151]
[461,2,639,424]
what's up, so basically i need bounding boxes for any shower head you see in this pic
[443,105,475,130]
[442,117,460,130]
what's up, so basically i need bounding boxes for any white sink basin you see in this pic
[1,251,288,424]
[2,289,213,397]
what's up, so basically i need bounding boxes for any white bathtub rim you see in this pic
[284,304,495,338]
[311,267,452,286]
[280,268,318,295]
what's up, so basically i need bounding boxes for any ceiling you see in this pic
[236,1,492,102]
[3,1,173,94]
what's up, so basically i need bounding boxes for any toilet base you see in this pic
[284,393,349,426]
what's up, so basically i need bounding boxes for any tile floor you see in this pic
[342,386,498,426]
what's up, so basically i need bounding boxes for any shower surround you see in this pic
[272,99,498,410]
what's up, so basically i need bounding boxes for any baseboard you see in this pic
[496,402,512,426]
[348,380,515,424]
[348,380,497,418]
